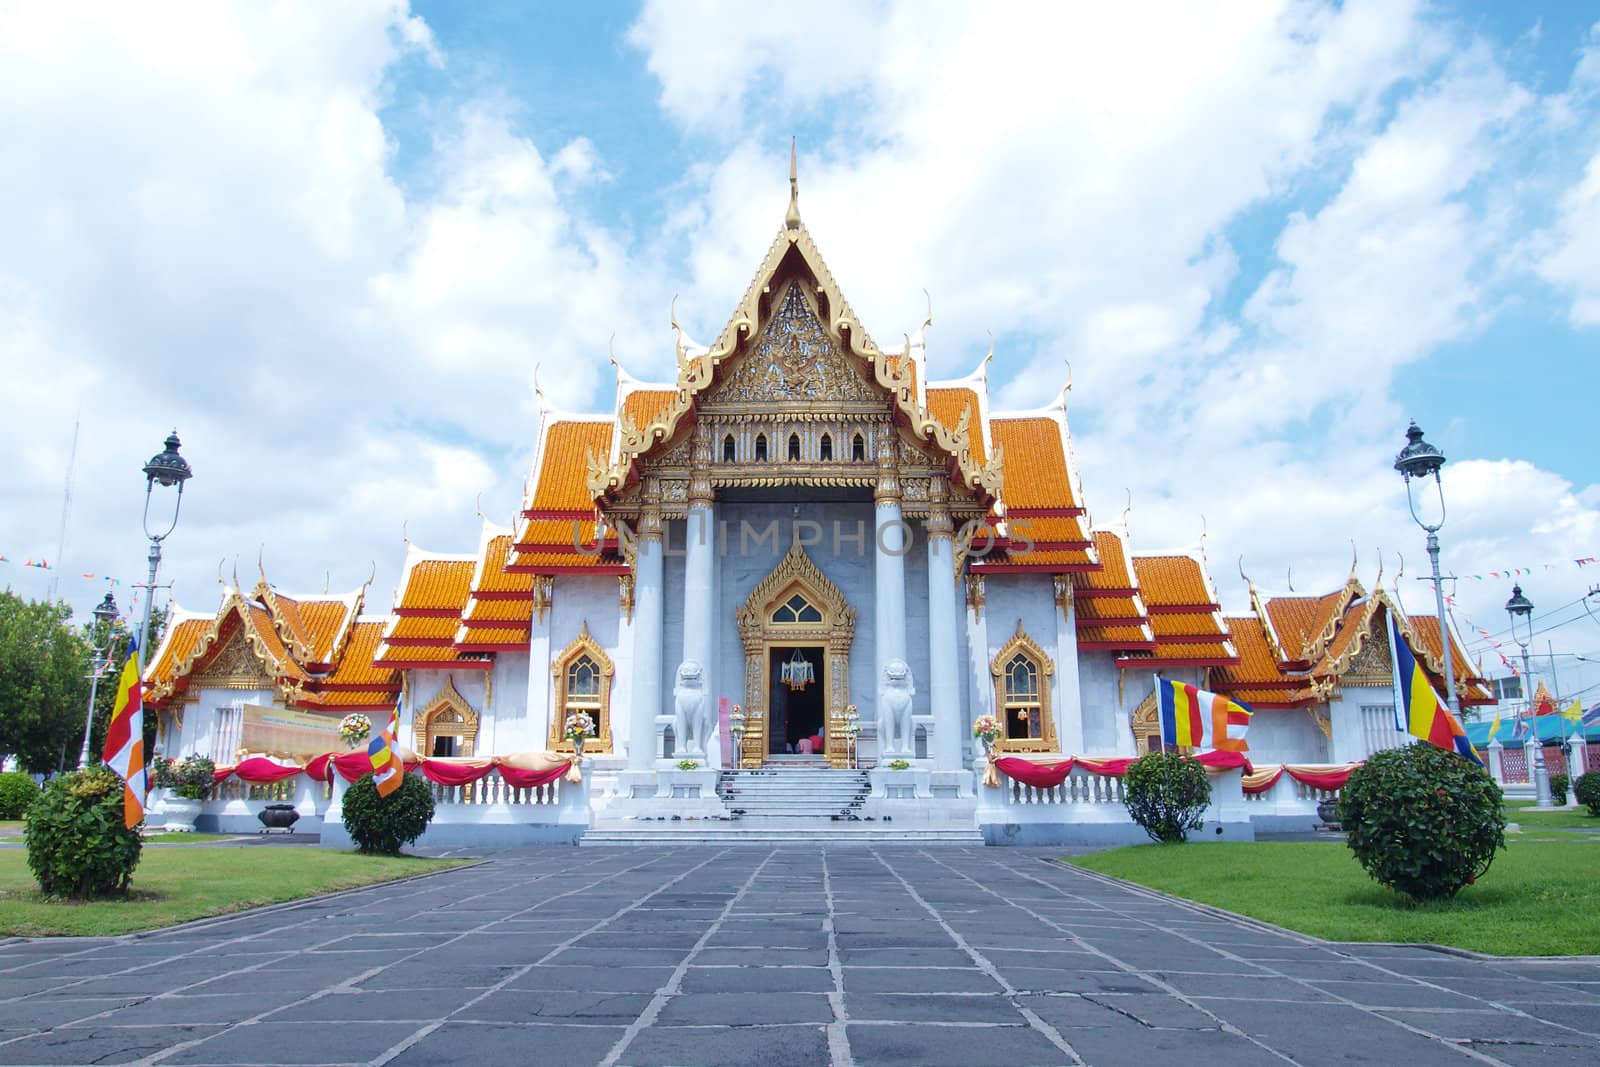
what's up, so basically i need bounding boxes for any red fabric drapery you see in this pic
[418,759,496,787]
[1284,764,1359,791]
[1195,749,1253,774]
[211,765,235,784]
[497,762,571,789]
[232,757,304,784]
[995,757,1075,788]
[1242,766,1285,794]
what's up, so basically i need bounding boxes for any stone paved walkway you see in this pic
[1,847,1597,1066]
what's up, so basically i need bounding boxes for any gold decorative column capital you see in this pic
[640,476,664,543]
[873,423,901,505]
[927,475,952,540]
[531,576,554,625]
[1053,575,1072,619]
[688,424,714,506]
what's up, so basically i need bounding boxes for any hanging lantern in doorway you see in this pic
[780,649,815,691]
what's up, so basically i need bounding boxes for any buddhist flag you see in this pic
[1560,700,1584,724]
[1156,679,1253,752]
[367,701,403,798]
[1386,616,1483,767]
[101,639,147,829]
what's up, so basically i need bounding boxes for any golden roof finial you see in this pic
[1374,548,1384,591]
[785,137,801,231]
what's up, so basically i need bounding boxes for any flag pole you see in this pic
[1153,674,1165,754]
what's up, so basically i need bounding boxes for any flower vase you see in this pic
[163,796,201,833]
[572,735,585,760]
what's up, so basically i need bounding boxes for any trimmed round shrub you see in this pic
[1124,752,1211,843]
[1340,743,1504,902]
[0,771,41,820]
[1549,773,1569,803]
[24,767,142,899]
[341,773,434,855]
[1575,771,1600,817]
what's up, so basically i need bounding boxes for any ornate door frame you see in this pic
[736,542,856,767]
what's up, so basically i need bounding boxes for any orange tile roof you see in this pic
[530,421,612,512]
[317,621,396,690]
[976,547,1096,570]
[991,418,1078,512]
[463,598,533,625]
[1076,596,1147,624]
[925,388,985,466]
[373,643,485,668]
[1120,641,1239,666]
[297,689,399,710]
[1213,617,1293,688]
[1008,516,1090,547]
[1406,614,1487,686]
[621,389,675,432]
[455,626,530,649]
[1077,624,1156,649]
[1077,531,1135,591]
[516,519,599,547]
[1149,613,1228,640]
[387,615,461,643]
[509,551,626,571]
[244,605,305,682]
[885,352,918,394]
[396,559,475,614]
[145,618,212,688]
[1132,556,1217,609]
[1264,591,1347,663]
[473,534,537,597]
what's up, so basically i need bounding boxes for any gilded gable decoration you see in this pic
[414,676,480,758]
[991,621,1057,753]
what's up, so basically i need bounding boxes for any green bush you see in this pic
[150,755,216,800]
[0,771,41,819]
[341,773,434,855]
[1340,743,1504,903]
[1550,773,1569,803]
[1575,771,1600,817]
[23,767,142,898]
[1123,752,1211,843]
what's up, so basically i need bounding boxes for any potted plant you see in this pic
[972,714,1001,755]
[339,713,372,749]
[150,754,216,833]
[564,711,597,757]
[885,759,911,770]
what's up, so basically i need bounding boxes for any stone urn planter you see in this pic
[1316,797,1342,830]
[257,804,300,834]
[163,796,202,833]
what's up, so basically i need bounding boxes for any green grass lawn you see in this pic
[1073,839,1600,957]
[140,833,239,844]
[1502,803,1600,830]
[0,848,467,937]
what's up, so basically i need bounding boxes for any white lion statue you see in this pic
[878,658,916,757]
[673,660,711,758]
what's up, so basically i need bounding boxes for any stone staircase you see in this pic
[718,766,872,820]
[580,765,983,845]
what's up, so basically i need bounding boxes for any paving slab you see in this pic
[0,845,1597,1066]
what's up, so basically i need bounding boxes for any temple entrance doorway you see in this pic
[736,543,857,767]
[768,645,825,755]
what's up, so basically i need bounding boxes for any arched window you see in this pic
[787,433,801,461]
[819,433,833,461]
[755,434,768,461]
[851,433,865,461]
[550,623,614,752]
[722,434,736,462]
[989,622,1056,752]
[770,591,824,624]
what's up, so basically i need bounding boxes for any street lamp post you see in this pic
[76,592,121,768]
[1393,421,1458,716]
[136,431,193,749]
[1505,584,1550,805]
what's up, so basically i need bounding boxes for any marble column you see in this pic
[925,483,961,770]
[629,489,664,772]
[874,427,909,756]
[677,428,717,760]
[1052,576,1085,755]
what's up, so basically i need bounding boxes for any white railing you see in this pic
[1003,769,1126,807]
[212,778,297,803]
[427,772,562,808]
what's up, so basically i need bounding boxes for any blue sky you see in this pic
[0,0,1597,693]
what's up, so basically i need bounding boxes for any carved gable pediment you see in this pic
[192,628,274,691]
[702,283,884,409]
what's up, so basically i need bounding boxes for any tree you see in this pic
[0,592,90,773]
[83,604,167,762]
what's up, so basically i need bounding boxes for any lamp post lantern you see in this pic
[136,431,193,747]
[1505,584,1550,804]
[76,592,121,769]
[1394,421,1458,717]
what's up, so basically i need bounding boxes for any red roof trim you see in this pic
[522,508,593,520]
[1006,506,1086,518]
[456,641,530,653]
[969,562,1100,574]
[1074,587,1139,599]
[1078,640,1158,652]
[508,563,632,576]
[1075,616,1146,628]
[1117,655,1242,669]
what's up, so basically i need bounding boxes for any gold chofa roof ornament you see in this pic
[786,137,801,230]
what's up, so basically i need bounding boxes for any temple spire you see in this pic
[785,137,801,230]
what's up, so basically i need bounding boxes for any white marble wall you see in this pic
[1248,705,1332,765]
[173,686,276,761]
[547,575,632,756]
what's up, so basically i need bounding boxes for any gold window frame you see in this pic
[990,621,1057,753]
[550,622,614,753]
